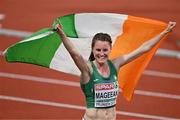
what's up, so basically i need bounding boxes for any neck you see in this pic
[94,61,110,77]
[94,61,107,68]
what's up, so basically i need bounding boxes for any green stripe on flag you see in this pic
[5,28,62,67]
[52,14,78,38]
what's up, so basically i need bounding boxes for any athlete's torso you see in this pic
[81,60,119,120]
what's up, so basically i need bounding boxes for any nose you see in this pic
[99,50,105,56]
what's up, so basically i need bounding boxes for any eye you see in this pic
[103,49,108,52]
[96,48,101,52]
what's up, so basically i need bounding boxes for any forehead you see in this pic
[94,40,111,48]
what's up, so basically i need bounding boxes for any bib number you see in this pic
[94,82,119,108]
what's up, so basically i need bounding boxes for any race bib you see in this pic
[94,82,119,107]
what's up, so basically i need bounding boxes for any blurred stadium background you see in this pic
[0,0,180,119]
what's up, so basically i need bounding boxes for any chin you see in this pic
[96,59,107,64]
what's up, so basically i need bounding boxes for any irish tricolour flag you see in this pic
[4,13,167,101]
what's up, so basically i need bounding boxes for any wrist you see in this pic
[57,30,66,37]
[160,31,168,36]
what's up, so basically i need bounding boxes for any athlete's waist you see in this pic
[85,107,116,120]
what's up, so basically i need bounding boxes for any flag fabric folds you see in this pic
[4,13,167,101]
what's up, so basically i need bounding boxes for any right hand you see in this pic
[55,19,66,36]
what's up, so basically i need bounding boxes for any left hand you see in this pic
[163,21,176,34]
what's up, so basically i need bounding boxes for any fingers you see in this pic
[57,18,61,25]
[56,18,62,29]
[169,21,176,25]
[54,18,66,36]
[54,19,63,32]
[168,21,176,29]
[56,24,62,30]
[164,21,176,33]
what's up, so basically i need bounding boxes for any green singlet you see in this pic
[81,60,119,108]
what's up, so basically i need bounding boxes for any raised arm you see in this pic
[55,21,91,82]
[113,21,176,70]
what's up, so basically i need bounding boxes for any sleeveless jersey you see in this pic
[81,60,119,108]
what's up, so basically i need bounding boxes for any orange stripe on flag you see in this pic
[109,15,168,101]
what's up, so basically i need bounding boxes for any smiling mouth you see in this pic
[98,56,107,60]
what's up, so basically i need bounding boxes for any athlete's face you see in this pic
[93,40,111,64]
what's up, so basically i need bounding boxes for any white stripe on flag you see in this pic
[75,13,128,39]
[50,38,91,75]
